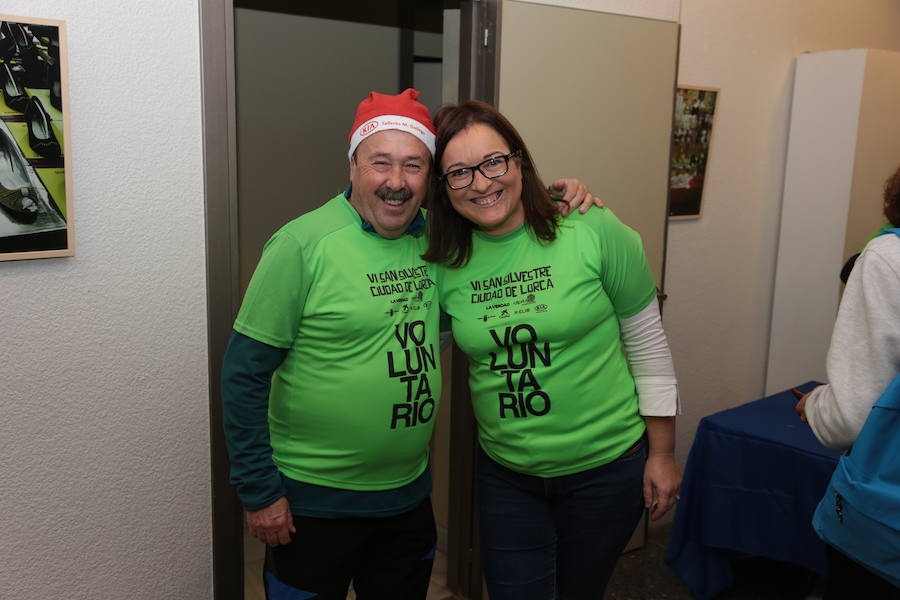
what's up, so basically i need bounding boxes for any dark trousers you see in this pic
[477,437,647,600]
[264,498,436,600]
[824,545,900,599]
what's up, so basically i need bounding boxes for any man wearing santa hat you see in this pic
[221,89,596,599]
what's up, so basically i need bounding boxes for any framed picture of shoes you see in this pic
[0,14,71,261]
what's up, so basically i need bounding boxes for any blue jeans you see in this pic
[477,435,647,600]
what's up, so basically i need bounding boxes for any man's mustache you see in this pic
[376,186,413,202]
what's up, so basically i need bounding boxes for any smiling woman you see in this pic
[424,102,557,267]
[441,129,524,237]
[426,99,681,600]
[442,127,524,236]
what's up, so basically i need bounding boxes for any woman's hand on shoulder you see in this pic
[551,178,604,216]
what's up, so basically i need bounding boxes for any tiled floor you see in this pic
[245,522,823,599]
[424,549,457,600]
[605,523,823,600]
[243,527,265,600]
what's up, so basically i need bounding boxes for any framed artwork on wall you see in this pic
[0,14,72,261]
[669,86,719,220]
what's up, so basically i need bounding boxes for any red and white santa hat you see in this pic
[348,88,435,159]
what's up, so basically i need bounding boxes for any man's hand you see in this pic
[643,453,682,521]
[246,496,295,547]
[551,178,604,216]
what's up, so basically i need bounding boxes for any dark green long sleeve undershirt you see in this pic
[221,330,430,517]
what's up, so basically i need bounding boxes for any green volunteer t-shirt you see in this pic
[235,194,441,490]
[438,207,655,477]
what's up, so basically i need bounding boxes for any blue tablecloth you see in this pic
[665,382,843,599]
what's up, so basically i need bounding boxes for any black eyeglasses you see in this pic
[440,151,520,190]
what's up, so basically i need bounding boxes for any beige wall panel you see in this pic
[235,9,400,291]
[845,49,900,261]
[498,0,678,286]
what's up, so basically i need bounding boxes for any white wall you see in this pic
[0,2,211,599]
[667,0,900,465]
[569,0,900,471]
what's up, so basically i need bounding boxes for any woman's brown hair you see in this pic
[884,163,900,228]
[422,100,558,267]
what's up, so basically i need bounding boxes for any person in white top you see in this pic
[796,163,900,597]
[796,167,900,450]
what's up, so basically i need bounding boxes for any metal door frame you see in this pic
[446,3,499,599]
[199,0,243,599]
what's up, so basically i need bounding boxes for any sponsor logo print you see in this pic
[360,120,379,136]
[513,294,536,306]
[535,304,548,313]
[387,300,428,315]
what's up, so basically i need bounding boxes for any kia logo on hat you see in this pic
[361,120,379,136]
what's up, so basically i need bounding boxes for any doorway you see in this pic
[204,2,466,599]
[232,8,456,596]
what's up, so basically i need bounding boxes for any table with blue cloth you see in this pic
[666,382,843,599]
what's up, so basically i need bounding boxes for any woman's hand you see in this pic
[643,416,681,520]
[795,391,810,423]
[643,453,682,521]
[551,178,604,216]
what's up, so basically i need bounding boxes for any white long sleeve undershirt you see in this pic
[619,299,681,416]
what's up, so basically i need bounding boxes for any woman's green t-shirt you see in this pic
[438,208,656,477]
